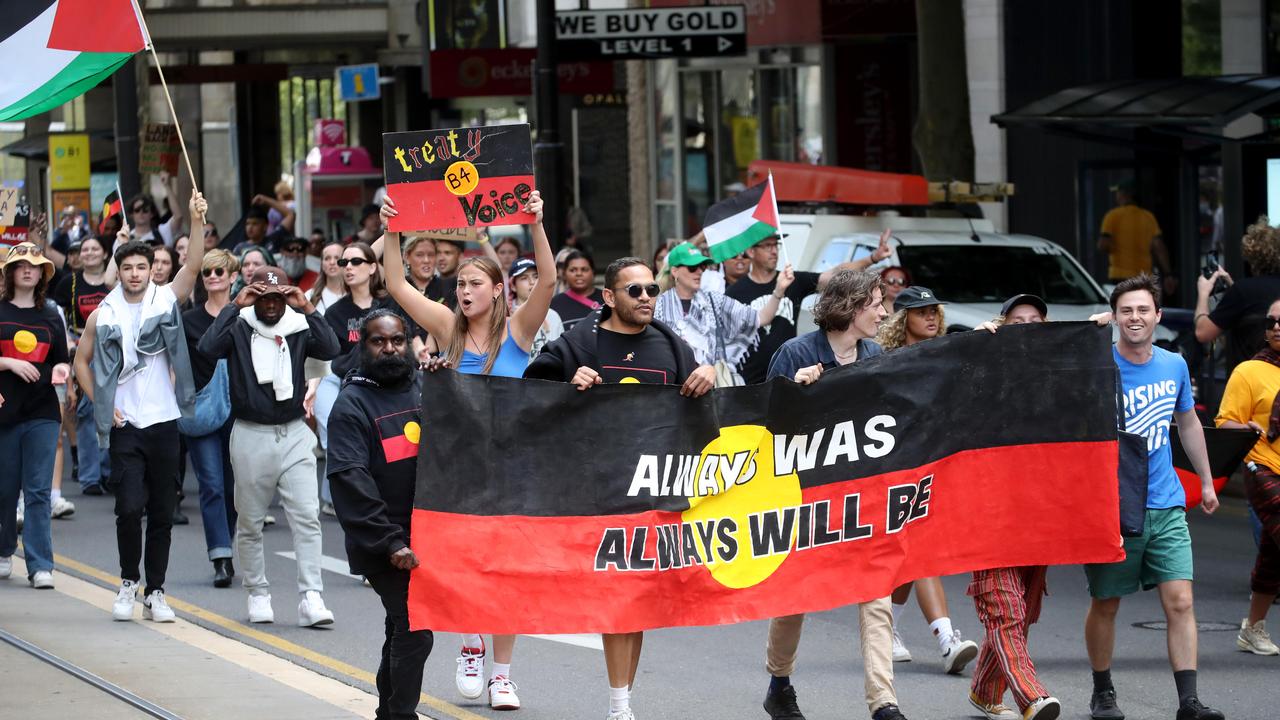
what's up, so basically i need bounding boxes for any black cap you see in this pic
[893,286,947,312]
[1000,293,1048,319]
[509,257,536,279]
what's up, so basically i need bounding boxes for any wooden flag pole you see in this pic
[768,170,791,269]
[132,2,199,194]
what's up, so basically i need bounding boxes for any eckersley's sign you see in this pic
[428,48,613,98]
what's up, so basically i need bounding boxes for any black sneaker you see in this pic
[1089,689,1124,720]
[1176,697,1224,720]
[871,704,907,720]
[763,686,807,720]
[82,484,103,496]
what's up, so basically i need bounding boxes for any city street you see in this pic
[29,471,1276,720]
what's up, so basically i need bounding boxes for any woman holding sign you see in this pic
[380,190,555,711]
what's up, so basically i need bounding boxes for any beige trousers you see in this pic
[766,596,897,713]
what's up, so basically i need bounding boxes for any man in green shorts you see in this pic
[1084,274,1224,720]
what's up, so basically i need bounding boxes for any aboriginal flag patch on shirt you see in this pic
[0,321,52,362]
[377,409,422,463]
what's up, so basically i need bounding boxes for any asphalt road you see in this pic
[37,463,1278,720]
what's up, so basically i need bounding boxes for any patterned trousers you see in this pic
[968,566,1049,712]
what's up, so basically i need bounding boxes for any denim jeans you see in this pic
[0,419,60,576]
[315,374,341,505]
[75,394,111,490]
[367,569,434,720]
[185,418,236,561]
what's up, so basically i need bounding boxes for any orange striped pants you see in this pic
[967,566,1049,712]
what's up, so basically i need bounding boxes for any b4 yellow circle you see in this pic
[444,160,480,196]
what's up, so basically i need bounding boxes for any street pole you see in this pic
[113,56,142,202]
[534,0,565,250]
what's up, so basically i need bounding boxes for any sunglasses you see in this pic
[685,264,710,273]
[1267,316,1280,329]
[202,267,227,278]
[203,228,217,237]
[7,245,44,258]
[755,242,779,251]
[615,283,660,299]
[338,257,372,267]
[132,205,151,213]
[883,278,908,286]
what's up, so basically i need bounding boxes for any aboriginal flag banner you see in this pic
[408,323,1125,634]
[1172,426,1256,508]
[382,123,536,232]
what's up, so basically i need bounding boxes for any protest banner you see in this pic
[382,123,536,231]
[413,227,480,243]
[0,187,19,226]
[140,123,181,175]
[1172,426,1256,508]
[407,322,1125,634]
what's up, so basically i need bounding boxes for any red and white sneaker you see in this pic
[455,641,486,699]
[488,676,520,710]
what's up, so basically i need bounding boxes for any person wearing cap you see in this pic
[654,241,794,385]
[762,268,907,720]
[727,229,893,384]
[510,256,563,360]
[73,192,210,624]
[1098,179,1174,293]
[197,262,340,627]
[278,235,320,292]
[873,287,982,676]
[0,242,71,590]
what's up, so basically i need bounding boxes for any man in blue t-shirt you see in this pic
[1084,274,1223,720]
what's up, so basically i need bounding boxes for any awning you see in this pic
[747,160,931,206]
[993,74,1280,133]
[1,130,117,168]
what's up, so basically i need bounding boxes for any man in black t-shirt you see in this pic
[328,310,433,720]
[726,231,892,384]
[524,257,713,720]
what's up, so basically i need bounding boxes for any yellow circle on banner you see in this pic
[12,330,37,354]
[403,421,421,445]
[681,424,801,589]
[618,377,640,384]
[444,160,480,196]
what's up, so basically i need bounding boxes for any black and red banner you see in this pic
[408,323,1125,634]
[1172,426,1256,507]
[382,123,535,232]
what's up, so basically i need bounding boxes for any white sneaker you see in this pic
[264,514,277,526]
[488,676,521,710]
[1024,696,1061,720]
[455,646,486,699]
[941,630,979,674]
[29,570,54,589]
[968,692,1020,720]
[248,594,274,623]
[298,590,334,627]
[1237,618,1280,656]
[112,580,138,621]
[51,496,75,519]
[15,497,23,531]
[891,627,912,662]
[0,556,11,579]
[606,709,635,720]
[143,590,175,622]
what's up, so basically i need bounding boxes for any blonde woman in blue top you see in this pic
[380,189,554,712]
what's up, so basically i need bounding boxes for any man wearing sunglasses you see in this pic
[727,230,892,384]
[525,257,714,720]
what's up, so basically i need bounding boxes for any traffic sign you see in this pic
[336,63,381,102]
[555,6,747,61]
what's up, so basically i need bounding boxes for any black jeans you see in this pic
[366,569,434,720]
[111,421,180,594]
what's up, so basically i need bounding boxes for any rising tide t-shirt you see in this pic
[1114,345,1194,509]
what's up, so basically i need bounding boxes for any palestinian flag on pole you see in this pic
[703,175,780,262]
[0,0,148,122]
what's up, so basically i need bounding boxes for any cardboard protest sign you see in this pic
[140,123,180,175]
[0,187,19,226]
[382,123,536,231]
[414,227,480,243]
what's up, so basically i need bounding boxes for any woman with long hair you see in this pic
[494,236,522,272]
[308,240,347,315]
[550,249,602,331]
[150,246,177,286]
[0,243,70,589]
[232,246,276,299]
[874,286,979,676]
[380,190,554,712]
[182,249,241,588]
[653,241,793,385]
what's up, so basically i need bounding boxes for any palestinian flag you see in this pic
[0,322,52,363]
[406,322,1124,634]
[703,175,779,262]
[99,189,121,235]
[0,0,147,122]
[1172,426,1257,508]
[378,409,422,464]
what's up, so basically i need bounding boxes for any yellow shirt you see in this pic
[1215,359,1280,471]
[1100,204,1161,279]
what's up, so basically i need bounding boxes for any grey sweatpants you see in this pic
[229,418,323,597]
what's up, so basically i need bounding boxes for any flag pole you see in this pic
[132,0,199,194]
[116,183,131,236]
[768,170,791,269]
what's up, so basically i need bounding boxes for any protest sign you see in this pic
[0,187,19,226]
[382,123,535,231]
[407,322,1125,634]
[140,123,180,175]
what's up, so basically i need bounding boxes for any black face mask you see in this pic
[362,347,415,386]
